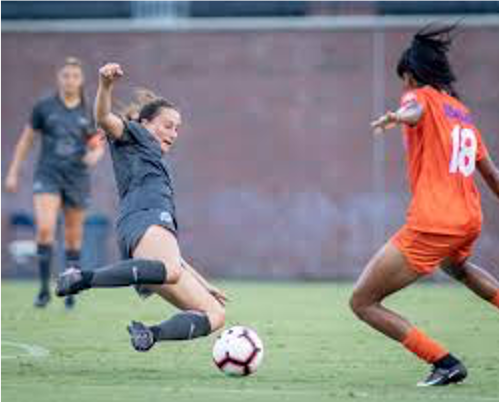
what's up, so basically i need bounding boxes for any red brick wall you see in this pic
[2,27,498,278]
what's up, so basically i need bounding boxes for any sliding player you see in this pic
[55,63,226,350]
[5,57,104,309]
[350,26,499,386]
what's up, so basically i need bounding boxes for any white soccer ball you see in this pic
[212,326,264,376]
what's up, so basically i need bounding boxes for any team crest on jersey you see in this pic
[78,117,89,126]
[33,181,44,192]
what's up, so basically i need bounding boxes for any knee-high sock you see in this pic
[150,311,212,341]
[37,244,53,293]
[65,249,81,269]
[402,327,448,364]
[492,290,499,309]
[80,259,167,288]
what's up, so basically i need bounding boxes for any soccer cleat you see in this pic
[64,295,76,310]
[34,290,51,308]
[417,362,468,387]
[55,268,88,297]
[127,321,156,352]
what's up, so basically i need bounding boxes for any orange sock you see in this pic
[491,290,499,309]
[402,327,448,364]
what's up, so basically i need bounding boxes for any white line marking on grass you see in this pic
[2,340,50,360]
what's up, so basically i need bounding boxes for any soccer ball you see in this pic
[212,326,264,376]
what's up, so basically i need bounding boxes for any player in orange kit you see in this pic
[349,25,499,386]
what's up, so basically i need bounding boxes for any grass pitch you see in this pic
[2,280,498,402]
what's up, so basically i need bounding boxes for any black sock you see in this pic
[434,353,460,369]
[80,259,167,288]
[37,244,53,293]
[150,311,212,341]
[65,249,81,269]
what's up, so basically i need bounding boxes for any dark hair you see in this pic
[397,24,460,98]
[138,98,176,122]
[59,56,87,107]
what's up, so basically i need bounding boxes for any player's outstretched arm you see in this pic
[371,100,424,135]
[94,63,125,139]
[477,155,499,200]
[5,125,36,193]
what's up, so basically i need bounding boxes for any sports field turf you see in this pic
[2,280,498,402]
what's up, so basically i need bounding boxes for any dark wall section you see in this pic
[2,28,498,279]
[1,1,133,20]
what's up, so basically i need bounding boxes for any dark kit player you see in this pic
[5,57,104,309]
[350,25,499,387]
[56,63,226,350]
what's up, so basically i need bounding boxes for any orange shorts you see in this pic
[390,225,480,275]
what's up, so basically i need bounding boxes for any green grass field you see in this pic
[2,280,498,402]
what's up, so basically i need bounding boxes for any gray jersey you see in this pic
[108,121,176,225]
[31,94,95,177]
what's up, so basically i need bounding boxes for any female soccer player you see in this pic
[5,57,104,309]
[350,26,499,386]
[56,63,226,351]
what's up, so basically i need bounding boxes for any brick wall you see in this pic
[2,27,498,278]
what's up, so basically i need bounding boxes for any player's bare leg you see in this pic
[130,268,226,350]
[350,242,467,386]
[350,242,420,340]
[125,226,224,351]
[62,207,86,309]
[33,193,61,307]
[442,259,499,308]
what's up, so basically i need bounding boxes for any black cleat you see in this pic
[64,295,76,310]
[34,290,51,308]
[55,268,88,297]
[127,321,156,352]
[417,362,468,387]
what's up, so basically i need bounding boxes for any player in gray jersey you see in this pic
[55,63,226,351]
[5,57,105,309]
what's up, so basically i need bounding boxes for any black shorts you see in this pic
[116,208,178,259]
[116,208,178,299]
[33,170,90,209]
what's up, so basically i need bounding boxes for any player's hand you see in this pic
[207,285,229,307]
[371,111,398,135]
[5,172,18,193]
[99,63,124,87]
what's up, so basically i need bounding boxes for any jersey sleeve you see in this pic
[106,118,134,145]
[30,100,44,130]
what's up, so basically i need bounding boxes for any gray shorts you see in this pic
[116,208,178,299]
[33,170,90,209]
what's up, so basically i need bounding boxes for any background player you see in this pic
[5,57,104,309]
[349,26,499,386]
[55,63,226,351]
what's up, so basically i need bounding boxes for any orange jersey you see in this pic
[400,86,488,235]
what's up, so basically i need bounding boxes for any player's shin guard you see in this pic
[150,311,212,341]
[37,244,53,293]
[81,259,167,288]
[402,327,448,364]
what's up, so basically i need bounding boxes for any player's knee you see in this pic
[37,225,56,244]
[349,291,371,320]
[64,236,81,251]
[166,262,182,284]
